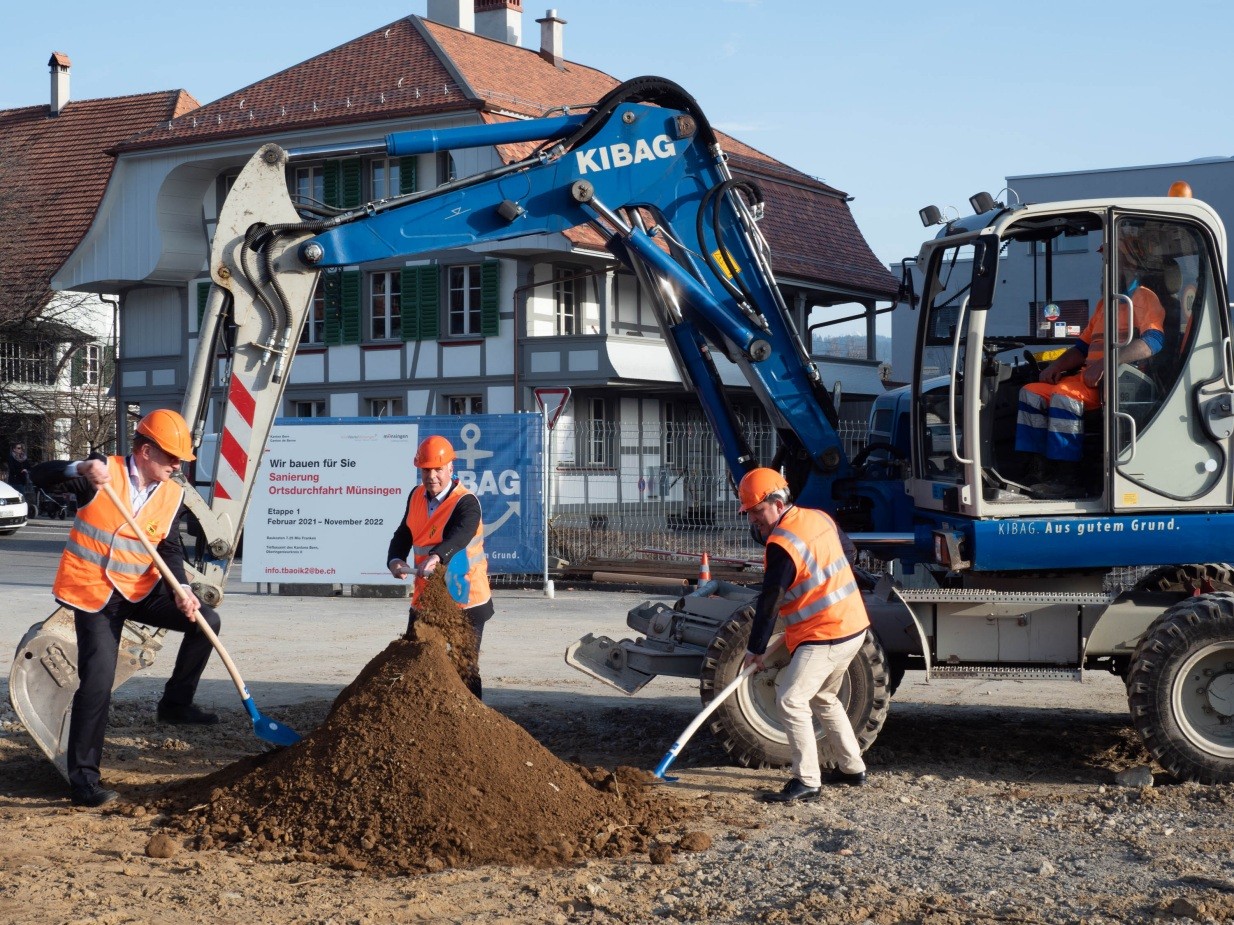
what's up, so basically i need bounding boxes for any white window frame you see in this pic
[370,157,401,201]
[300,278,326,345]
[293,163,325,208]
[367,397,404,418]
[555,273,577,336]
[447,395,484,415]
[291,399,327,418]
[82,343,101,386]
[447,265,483,336]
[369,271,402,341]
[0,341,55,385]
[585,397,609,466]
[662,402,678,468]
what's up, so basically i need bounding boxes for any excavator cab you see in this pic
[908,197,1234,563]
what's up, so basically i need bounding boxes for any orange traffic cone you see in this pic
[699,552,711,583]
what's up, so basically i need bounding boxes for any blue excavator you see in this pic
[14,76,1234,782]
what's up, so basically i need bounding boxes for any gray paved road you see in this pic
[0,518,699,719]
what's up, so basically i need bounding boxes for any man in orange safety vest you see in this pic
[738,468,871,804]
[387,434,492,697]
[32,409,221,808]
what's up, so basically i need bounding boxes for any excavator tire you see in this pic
[1133,563,1234,595]
[699,617,890,769]
[1127,592,1234,784]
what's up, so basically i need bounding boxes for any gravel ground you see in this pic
[4,576,1234,924]
[5,669,1234,924]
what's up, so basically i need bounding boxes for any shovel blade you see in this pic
[253,713,301,747]
[242,695,300,746]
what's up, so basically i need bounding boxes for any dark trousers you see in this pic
[68,586,221,792]
[462,602,491,699]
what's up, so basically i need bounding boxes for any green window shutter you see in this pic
[480,260,501,337]
[400,267,419,342]
[102,347,115,386]
[71,349,84,386]
[196,282,209,327]
[398,156,418,195]
[340,270,362,344]
[402,265,440,342]
[341,158,363,208]
[418,266,440,341]
[322,161,341,209]
[323,270,343,344]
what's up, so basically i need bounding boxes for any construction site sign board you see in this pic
[240,413,545,584]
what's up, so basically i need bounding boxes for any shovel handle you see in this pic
[653,632,785,778]
[99,482,250,702]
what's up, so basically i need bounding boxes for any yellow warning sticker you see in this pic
[1120,493,1139,506]
[1033,347,1068,363]
[711,249,740,279]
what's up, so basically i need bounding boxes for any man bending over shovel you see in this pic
[737,468,872,804]
[32,409,221,808]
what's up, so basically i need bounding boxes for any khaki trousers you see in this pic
[775,631,867,787]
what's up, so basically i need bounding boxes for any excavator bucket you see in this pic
[9,607,165,782]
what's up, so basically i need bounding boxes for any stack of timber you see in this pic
[560,556,760,588]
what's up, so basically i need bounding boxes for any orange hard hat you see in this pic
[414,435,456,468]
[737,467,788,512]
[135,409,195,461]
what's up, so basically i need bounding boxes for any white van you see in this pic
[0,481,29,535]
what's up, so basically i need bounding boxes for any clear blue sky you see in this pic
[5,0,1233,271]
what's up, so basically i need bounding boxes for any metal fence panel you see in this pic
[544,418,869,565]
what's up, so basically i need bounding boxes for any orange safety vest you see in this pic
[52,456,184,613]
[766,505,869,653]
[1080,287,1165,369]
[407,482,491,609]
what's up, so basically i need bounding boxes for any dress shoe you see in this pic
[824,769,867,787]
[70,785,119,808]
[157,701,220,725]
[757,777,821,804]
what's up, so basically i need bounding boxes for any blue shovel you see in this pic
[101,483,301,747]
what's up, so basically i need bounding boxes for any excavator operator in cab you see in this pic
[1014,228,1166,498]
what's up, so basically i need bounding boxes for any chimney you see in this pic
[426,0,475,31]
[536,9,566,68]
[475,0,523,45]
[48,51,71,116]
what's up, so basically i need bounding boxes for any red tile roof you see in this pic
[730,156,901,299]
[111,15,894,297]
[422,19,617,116]
[118,19,467,151]
[0,90,198,304]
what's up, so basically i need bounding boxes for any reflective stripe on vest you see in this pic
[766,506,869,652]
[52,456,184,612]
[406,483,491,609]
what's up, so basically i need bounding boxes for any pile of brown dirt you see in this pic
[167,574,693,874]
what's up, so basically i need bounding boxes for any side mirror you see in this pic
[969,236,999,310]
